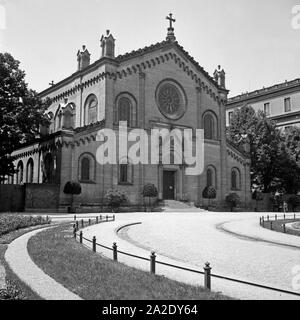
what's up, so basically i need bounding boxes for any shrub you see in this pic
[0,215,50,237]
[63,181,82,213]
[202,186,217,200]
[225,193,241,212]
[287,195,300,212]
[105,189,127,212]
[142,184,158,212]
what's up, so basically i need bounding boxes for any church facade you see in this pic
[9,21,251,212]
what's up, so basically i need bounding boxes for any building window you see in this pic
[264,103,270,116]
[78,153,95,182]
[231,168,241,190]
[84,95,98,125]
[228,111,233,125]
[16,161,23,184]
[43,153,54,183]
[118,97,131,124]
[119,164,128,183]
[284,98,291,112]
[118,158,133,184]
[206,166,216,188]
[26,158,34,183]
[203,112,218,140]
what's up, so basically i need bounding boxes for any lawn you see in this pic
[27,224,232,300]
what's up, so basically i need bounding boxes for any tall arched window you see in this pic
[206,166,216,188]
[78,153,95,182]
[43,153,53,183]
[84,95,98,125]
[26,158,34,183]
[118,158,133,184]
[118,97,131,123]
[81,157,90,181]
[203,112,218,140]
[16,161,23,184]
[231,168,241,190]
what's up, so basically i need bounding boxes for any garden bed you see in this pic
[27,224,232,300]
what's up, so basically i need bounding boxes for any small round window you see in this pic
[156,80,187,120]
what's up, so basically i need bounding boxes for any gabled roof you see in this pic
[40,39,225,97]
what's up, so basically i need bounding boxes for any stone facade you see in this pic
[8,28,251,212]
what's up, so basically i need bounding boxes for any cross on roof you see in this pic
[49,80,55,86]
[166,13,175,29]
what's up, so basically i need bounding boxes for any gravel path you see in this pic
[5,227,82,300]
[81,212,300,300]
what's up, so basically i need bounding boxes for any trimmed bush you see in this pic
[287,195,300,212]
[63,181,82,213]
[225,193,241,212]
[105,189,127,213]
[142,184,158,212]
[0,215,50,237]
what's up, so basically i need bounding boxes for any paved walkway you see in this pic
[80,212,300,300]
[5,227,82,300]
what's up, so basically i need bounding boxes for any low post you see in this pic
[76,221,79,230]
[283,224,286,233]
[79,231,83,244]
[270,221,273,230]
[81,219,84,228]
[204,262,212,291]
[275,214,277,221]
[73,224,76,238]
[294,214,296,220]
[74,214,76,221]
[92,236,96,252]
[259,217,261,226]
[106,215,108,222]
[96,216,99,224]
[284,214,286,220]
[150,251,156,274]
[262,217,264,228]
[267,215,269,221]
[100,215,102,221]
[113,214,115,221]
[113,242,118,261]
[46,215,49,222]
[89,219,91,226]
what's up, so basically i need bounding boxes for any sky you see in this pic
[0,0,300,97]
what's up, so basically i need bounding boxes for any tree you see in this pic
[0,53,50,181]
[225,193,241,212]
[287,195,300,213]
[284,126,300,162]
[63,181,82,213]
[142,184,158,212]
[202,186,217,208]
[105,189,127,213]
[227,106,300,194]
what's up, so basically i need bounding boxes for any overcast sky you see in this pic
[0,0,299,97]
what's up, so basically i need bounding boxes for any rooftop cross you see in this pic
[49,80,55,86]
[166,13,176,29]
[166,13,176,41]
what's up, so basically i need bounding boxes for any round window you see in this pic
[156,81,187,120]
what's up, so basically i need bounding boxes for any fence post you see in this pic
[92,236,96,252]
[100,215,102,221]
[81,219,84,228]
[80,231,83,244]
[96,216,99,224]
[113,242,118,261]
[106,215,108,222]
[74,215,76,221]
[76,220,79,230]
[89,219,91,226]
[259,217,261,226]
[267,215,269,221]
[262,217,264,228]
[204,262,212,291]
[270,221,273,230]
[275,214,277,221]
[283,224,286,233]
[294,214,296,220]
[113,214,115,221]
[73,224,76,238]
[150,251,156,274]
[284,214,286,220]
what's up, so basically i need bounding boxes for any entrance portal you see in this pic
[163,171,175,200]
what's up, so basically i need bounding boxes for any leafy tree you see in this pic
[287,195,300,212]
[202,186,217,208]
[0,53,50,181]
[105,189,127,213]
[63,181,82,213]
[142,184,158,212]
[225,193,241,212]
[284,126,300,162]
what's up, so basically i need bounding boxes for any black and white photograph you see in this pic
[0,0,300,312]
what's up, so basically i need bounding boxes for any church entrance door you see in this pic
[163,171,175,200]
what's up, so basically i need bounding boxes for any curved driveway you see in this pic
[81,212,300,300]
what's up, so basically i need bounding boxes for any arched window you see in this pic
[206,166,217,188]
[16,161,23,184]
[43,153,53,183]
[231,168,241,190]
[118,158,133,184]
[81,157,90,181]
[26,158,34,183]
[118,97,131,123]
[115,94,137,127]
[78,153,95,182]
[203,112,218,140]
[84,95,98,125]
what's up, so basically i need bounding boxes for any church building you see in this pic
[9,16,251,212]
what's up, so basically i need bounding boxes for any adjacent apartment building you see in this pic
[226,78,300,129]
